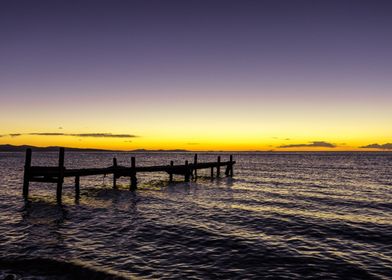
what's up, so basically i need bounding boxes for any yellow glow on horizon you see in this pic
[1,87,391,151]
[0,132,391,151]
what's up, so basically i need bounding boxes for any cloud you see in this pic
[272,137,291,141]
[279,141,336,148]
[29,133,64,136]
[2,132,138,139]
[360,143,392,150]
[69,133,137,138]
[0,133,22,137]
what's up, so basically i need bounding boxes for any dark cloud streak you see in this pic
[29,133,64,136]
[71,133,137,138]
[279,141,336,148]
[360,143,392,150]
[2,133,138,139]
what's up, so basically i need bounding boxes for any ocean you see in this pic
[0,152,391,279]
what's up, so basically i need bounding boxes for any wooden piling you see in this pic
[56,148,65,204]
[193,154,198,180]
[225,155,232,176]
[210,166,214,179]
[225,164,230,176]
[75,176,80,198]
[130,157,137,190]
[230,155,234,177]
[113,157,117,189]
[169,160,174,182]
[23,148,32,200]
[184,160,190,182]
[217,156,221,178]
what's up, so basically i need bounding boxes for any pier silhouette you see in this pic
[22,148,235,203]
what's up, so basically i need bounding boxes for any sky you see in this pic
[1,0,391,151]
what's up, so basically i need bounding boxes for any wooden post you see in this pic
[75,176,80,198]
[56,148,65,204]
[210,167,214,179]
[184,160,190,182]
[217,156,221,178]
[113,157,117,189]
[225,163,230,176]
[225,155,233,177]
[169,160,174,182]
[23,148,32,200]
[193,154,198,180]
[230,155,234,177]
[130,157,137,190]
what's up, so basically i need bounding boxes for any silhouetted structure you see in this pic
[22,148,235,203]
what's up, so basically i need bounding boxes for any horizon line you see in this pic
[0,144,391,153]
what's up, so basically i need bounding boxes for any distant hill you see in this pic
[131,149,190,153]
[0,144,190,153]
[0,144,109,152]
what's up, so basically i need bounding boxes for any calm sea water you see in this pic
[0,152,391,279]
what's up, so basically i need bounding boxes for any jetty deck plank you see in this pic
[29,161,236,177]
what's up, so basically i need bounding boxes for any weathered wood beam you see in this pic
[193,154,198,180]
[130,157,137,190]
[29,177,58,183]
[23,148,32,200]
[75,176,80,198]
[230,155,234,177]
[184,160,190,182]
[28,161,236,178]
[169,161,173,182]
[217,156,221,178]
[30,166,60,176]
[56,148,65,204]
[113,157,117,189]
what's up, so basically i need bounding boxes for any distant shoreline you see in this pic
[0,144,189,153]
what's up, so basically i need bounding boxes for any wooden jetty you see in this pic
[22,148,235,203]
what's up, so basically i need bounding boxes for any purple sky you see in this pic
[1,0,391,94]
